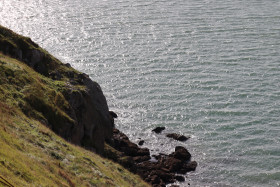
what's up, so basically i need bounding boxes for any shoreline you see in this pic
[0,24,197,186]
[105,128,197,187]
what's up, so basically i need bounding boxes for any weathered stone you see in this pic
[170,146,191,161]
[162,157,182,172]
[180,161,198,173]
[150,170,175,183]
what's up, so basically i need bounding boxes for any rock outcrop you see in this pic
[0,25,197,186]
[0,25,113,154]
[106,128,197,187]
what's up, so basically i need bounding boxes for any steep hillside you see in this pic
[0,25,149,186]
[0,25,113,154]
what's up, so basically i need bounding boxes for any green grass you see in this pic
[0,54,149,187]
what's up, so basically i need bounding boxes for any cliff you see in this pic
[0,25,149,186]
[0,25,113,154]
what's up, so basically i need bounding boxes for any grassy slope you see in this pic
[0,51,149,186]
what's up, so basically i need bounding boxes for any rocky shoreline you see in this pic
[0,25,197,187]
[105,128,197,187]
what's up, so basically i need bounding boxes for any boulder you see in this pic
[169,146,191,161]
[138,140,145,146]
[152,127,166,134]
[180,161,198,173]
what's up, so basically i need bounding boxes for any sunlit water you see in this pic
[1,0,280,186]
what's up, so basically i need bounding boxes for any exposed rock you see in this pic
[152,127,166,134]
[181,161,198,173]
[161,157,182,172]
[133,155,151,163]
[49,71,63,80]
[106,129,197,187]
[175,175,185,182]
[109,111,118,118]
[0,25,113,154]
[170,146,192,161]
[65,63,71,67]
[138,140,145,146]
[166,133,190,142]
[0,25,197,185]
[109,129,150,158]
[109,111,118,127]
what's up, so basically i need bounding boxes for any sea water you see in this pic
[1,0,280,186]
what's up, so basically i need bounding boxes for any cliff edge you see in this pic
[0,25,196,187]
[0,25,112,154]
[0,25,150,187]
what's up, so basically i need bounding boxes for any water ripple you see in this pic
[1,0,280,186]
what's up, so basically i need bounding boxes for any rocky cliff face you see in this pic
[0,25,113,154]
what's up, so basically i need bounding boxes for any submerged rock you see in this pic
[166,133,190,142]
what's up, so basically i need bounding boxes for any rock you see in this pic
[133,155,151,163]
[162,157,182,172]
[150,169,175,184]
[0,25,114,154]
[149,175,160,185]
[109,111,118,118]
[169,146,191,162]
[137,148,150,156]
[152,127,165,134]
[180,161,198,173]
[106,127,196,186]
[65,63,71,67]
[109,111,118,127]
[108,128,150,159]
[119,156,135,170]
[63,77,113,154]
[138,140,145,146]
[166,133,190,142]
[175,175,185,182]
[49,71,63,80]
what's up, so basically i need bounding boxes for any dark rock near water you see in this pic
[133,155,151,163]
[170,146,192,161]
[106,128,197,187]
[152,127,166,134]
[110,129,150,159]
[166,133,190,142]
[109,111,118,118]
[175,175,185,182]
[138,140,145,146]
